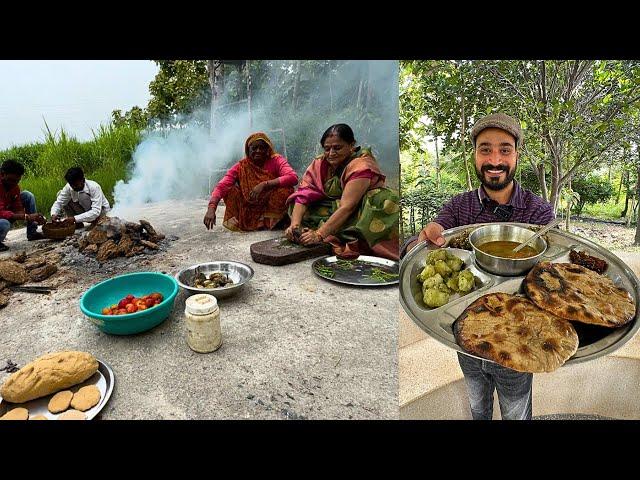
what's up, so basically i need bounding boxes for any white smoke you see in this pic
[110,60,398,216]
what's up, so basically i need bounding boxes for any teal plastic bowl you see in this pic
[80,272,179,335]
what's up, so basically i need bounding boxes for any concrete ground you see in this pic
[400,249,640,420]
[0,199,398,420]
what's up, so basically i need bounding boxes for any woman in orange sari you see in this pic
[204,132,298,231]
[285,124,399,260]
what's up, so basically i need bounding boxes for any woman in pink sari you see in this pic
[204,132,298,232]
[285,124,399,260]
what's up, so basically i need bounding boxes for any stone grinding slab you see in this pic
[250,237,332,266]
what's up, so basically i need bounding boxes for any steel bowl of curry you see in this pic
[469,224,547,276]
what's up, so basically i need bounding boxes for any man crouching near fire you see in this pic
[0,159,46,252]
[50,167,111,229]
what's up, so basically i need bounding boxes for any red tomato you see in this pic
[117,309,127,315]
[126,304,137,313]
[126,294,134,300]
[145,298,155,308]
[118,299,129,308]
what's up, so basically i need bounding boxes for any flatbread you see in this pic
[58,409,86,420]
[523,262,635,328]
[48,390,73,413]
[454,293,579,373]
[0,407,29,420]
[70,385,101,412]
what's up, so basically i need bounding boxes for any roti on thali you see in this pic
[523,262,636,328]
[454,293,579,373]
[401,222,640,370]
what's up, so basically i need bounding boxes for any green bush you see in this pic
[571,174,615,216]
[401,176,456,237]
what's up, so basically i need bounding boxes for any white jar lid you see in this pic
[185,294,218,315]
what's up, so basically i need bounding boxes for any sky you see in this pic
[0,60,158,150]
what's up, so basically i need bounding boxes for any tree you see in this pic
[112,107,148,129]
[146,60,210,125]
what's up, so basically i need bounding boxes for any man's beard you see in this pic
[475,163,517,191]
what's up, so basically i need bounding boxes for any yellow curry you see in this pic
[477,240,539,259]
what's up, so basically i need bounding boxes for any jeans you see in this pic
[457,352,533,420]
[0,191,38,242]
[0,219,9,242]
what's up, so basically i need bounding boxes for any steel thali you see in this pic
[0,359,114,420]
[312,255,399,286]
[399,222,640,366]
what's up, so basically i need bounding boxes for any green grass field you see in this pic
[1,124,141,218]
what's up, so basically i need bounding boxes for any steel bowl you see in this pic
[175,261,254,299]
[469,224,547,276]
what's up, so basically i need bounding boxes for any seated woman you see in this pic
[204,132,298,231]
[285,124,399,260]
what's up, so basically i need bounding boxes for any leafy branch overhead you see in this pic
[400,60,640,215]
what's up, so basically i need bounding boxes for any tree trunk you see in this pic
[409,205,415,235]
[399,152,404,241]
[366,60,373,111]
[635,157,640,243]
[565,176,572,231]
[356,62,365,110]
[538,163,548,202]
[460,73,473,191]
[622,171,631,217]
[617,169,626,204]
[207,60,224,135]
[434,135,441,189]
[329,75,334,112]
[292,60,301,110]
[549,152,561,214]
[246,60,252,129]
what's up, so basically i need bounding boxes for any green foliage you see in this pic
[0,143,45,173]
[147,60,210,123]
[112,107,148,130]
[400,60,640,212]
[4,124,141,218]
[571,174,615,216]
[400,176,456,236]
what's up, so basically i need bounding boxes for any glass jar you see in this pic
[184,294,222,353]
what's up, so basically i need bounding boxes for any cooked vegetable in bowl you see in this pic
[417,249,477,308]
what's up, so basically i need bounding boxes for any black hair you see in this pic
[65,166,85,184]
[0,159,25,176]
[320,123,356,146]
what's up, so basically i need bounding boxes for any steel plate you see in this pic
[312,255,399,286]
[0,358,115,420]
[400,222,640,366]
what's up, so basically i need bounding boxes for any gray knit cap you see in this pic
[470,113,523,148]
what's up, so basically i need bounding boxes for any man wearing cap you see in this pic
[402,113,554,420]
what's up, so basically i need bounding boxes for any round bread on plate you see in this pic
[523,262,636,328]
[454,292,579,373]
